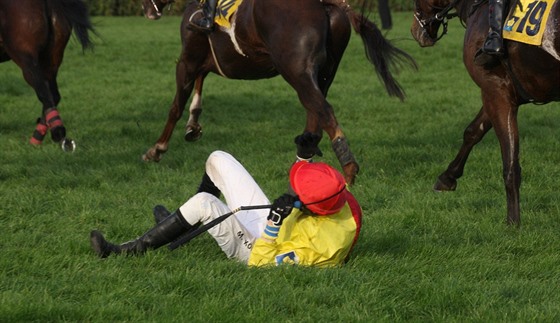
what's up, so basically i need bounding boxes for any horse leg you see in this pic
[318,7,358,183]
[485,99,521,226]
[12,44,67,144]
[143,58,197,162]
[332,134,359,185]
[434,107,492,191]
[315,62,359,183]
[278,65,358,181]
[298,89,359,185]
[41,53,67,143]
[19,56,65,143]
[44,20,72,143]
[26,54,53,146]
[184,76,204,142]
[284,66,358,183]
[317,49,359,183]
[29,74,65,144]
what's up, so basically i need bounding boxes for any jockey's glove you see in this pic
[267,194,299,226]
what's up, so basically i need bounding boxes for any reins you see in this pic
[415,0,461,41]
[434,0,462,20]
[149,0,175,17]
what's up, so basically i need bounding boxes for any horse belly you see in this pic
[209,32,278,79]
[223,56,278,80]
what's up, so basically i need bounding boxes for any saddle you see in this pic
[196,0,244,29]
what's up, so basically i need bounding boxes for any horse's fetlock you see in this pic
[30,120,48,145]
[50,126,66,143]
[154,143,168,153]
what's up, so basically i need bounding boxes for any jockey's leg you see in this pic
[189,0,218,33]
[482,0,505,55]
[90,212,195,258]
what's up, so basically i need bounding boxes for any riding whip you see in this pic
[168,204,272,251]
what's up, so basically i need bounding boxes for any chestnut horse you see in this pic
[141,0,416,184]
[411,0,560,225]
[0,0,94,148]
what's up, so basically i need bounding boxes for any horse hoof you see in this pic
[506,216,521,227]
[50,126,66,143]
[342,162,359,186]
[142,153,160,162]
[142,150,161,162]
[184,129,202,142]
[61,138,76,152]
[30,138,43,146]
[433,176,457,192]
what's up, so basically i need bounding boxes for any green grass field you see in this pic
[1,12,560,321]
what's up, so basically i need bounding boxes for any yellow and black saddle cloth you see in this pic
[502,0,555,45]
[200,0,244,29]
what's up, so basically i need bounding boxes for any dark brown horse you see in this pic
[140,0,416,184]
[411,0,560,225]
[0,0,94,148]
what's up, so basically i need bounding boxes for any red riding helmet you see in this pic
[289,161,348,215]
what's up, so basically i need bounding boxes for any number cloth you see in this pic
[503,0,555,45]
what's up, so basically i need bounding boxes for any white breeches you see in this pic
[178,151,270,262]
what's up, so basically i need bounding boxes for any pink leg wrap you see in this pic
[46,109,64,129]
[30,120,48,145]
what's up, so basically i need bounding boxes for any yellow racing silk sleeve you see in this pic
[248,203,358,267]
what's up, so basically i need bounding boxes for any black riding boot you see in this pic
[90,211,194,258]
[482,0,505,55]
[153,205,171,224]
[189,0,218,33]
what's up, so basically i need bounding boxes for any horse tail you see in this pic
[56,0,95,51]
[347,10,417,101]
